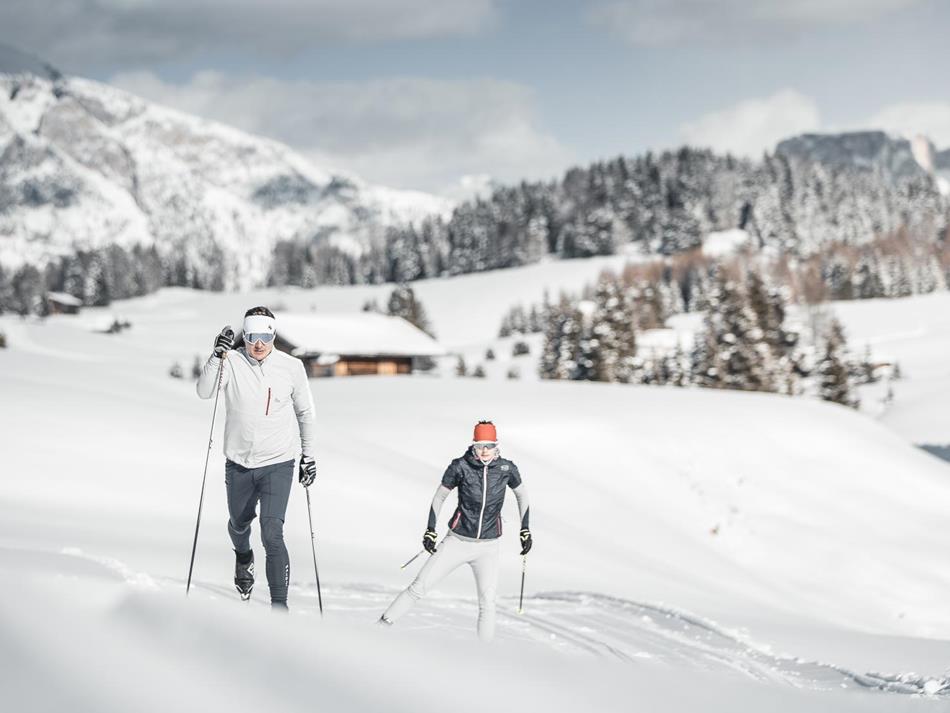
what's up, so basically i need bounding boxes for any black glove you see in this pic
[299,456,316,487]
[213,326,234,357]
[423,529,438,554]
[519,529,532,555]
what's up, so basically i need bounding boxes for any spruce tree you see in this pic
[745,271,798,394]
[692,273,773,392]
[0,264,11,314]
[589,276,636,382]
[817,319,858,408]
[539,294,583,380]
[12,265,43,316]
[386,284,435,338]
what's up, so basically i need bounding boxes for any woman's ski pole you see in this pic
[305,486,324,616]
[186,351,227,596]
[517,555,527,614]
[401,549,425,569]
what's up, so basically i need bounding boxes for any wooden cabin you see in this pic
[254,313,446,377]
[46,291,82,315]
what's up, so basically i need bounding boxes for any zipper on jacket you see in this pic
[265,387,271,415]
[476,464,488,538]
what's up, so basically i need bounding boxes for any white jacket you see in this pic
[196,347,315,469]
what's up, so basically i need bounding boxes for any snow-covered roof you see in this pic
[46,292,82,306]
[275,313,446,358]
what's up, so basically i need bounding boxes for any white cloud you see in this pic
[863,102,950,148]
[0,0,497,69]
[590,0,922,46]
[678,89,820,157]
[110,71,575,195]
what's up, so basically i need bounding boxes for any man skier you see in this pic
[196,306,316,610]
[380,421,531,641]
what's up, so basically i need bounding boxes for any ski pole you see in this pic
[305,486,324,616]
[186,351,227,596]
[400,549,425,569]
[517,555,527,614]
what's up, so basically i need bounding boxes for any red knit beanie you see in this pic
[473,421,497,442]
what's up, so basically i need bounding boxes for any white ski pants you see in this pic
[383,533,500,642]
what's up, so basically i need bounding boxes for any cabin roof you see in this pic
[47,292,82,307]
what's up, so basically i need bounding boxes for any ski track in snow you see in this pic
[50,548,950,699]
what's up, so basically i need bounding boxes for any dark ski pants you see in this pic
[225,459,294,604]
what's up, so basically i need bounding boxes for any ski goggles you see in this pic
[244,332,275,344]
[473,442,498,450]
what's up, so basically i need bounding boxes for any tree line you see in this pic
[269,145,946,287]
[502,254,887,406]
[3,143,948,314]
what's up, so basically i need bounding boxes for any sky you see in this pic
[1,0,948,198]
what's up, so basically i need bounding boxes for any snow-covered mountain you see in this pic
[775,130,932,181]
[0,66,450,289]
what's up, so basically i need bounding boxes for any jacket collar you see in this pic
[237,347,271,367]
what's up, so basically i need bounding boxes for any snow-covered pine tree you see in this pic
[510,305,527,334]
[817,318,858,408]
[589,275,636,382]
[527,303,543,333]
[745,271,798,394]
[666,344,690,387]
[0,264,11,314]
[512,340,530,356]
[852,251,884,299]
[692,272,774,392]
[11,265,44,316]
[570,300,598,381]
[539,294,584,380]
[132,245,164,297]
[387,283,435,338]
[539,298,566,380]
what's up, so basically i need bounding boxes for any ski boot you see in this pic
[234,550,255,601]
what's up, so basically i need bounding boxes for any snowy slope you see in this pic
[4,286,950,710]
[0,72,450,285]
[829,292,950,446]
[614,288,950,449]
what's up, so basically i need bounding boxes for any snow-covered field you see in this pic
[4,262,950,711]
[830,293,950,447]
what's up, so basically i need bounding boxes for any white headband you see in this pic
[243,315,276,336]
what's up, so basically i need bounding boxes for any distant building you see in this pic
[46,292,82,315]
[244,313,446,377]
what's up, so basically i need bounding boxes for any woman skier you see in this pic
[380,420,532,642]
